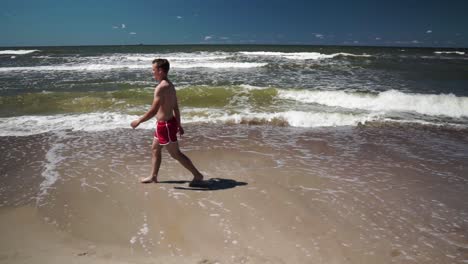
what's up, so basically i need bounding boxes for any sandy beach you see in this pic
[1,124,467,263]
[2,0,468,260]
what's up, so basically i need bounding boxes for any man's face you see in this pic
[152,64,161,80]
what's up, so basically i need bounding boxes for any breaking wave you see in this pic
[0,49,40,55]
[278,89,468,118]
[238,51,372,60]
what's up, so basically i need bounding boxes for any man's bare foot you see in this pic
[189,179,210,188]
[189,173,207,187]
[192,173,203,182]
[140,176,157,184]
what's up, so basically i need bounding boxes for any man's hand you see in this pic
[131,119,140,129]
[178,125,185,136]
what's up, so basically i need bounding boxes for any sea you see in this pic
[1,45,468,263]
[0,45,467,131]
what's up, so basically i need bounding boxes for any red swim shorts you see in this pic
[154,117,178,145]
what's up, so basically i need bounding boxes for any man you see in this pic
[131,59,205,187]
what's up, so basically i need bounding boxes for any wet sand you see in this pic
[1,124,468,263]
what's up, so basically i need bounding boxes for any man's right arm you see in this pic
[173,97,184,135]
[131,86,162,128]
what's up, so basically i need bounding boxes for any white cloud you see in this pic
[204,35,213,41]
[176,16,183,19]
[375,37,381,40]
[121,24,126,29]
[112,26,119,29]
[353,40,359,44]
[394,40,423,45]
[220,36,229,40]
[129,32,136,35]
[426,30,432,34]
[314,33,324,39]
[312,32,324,39]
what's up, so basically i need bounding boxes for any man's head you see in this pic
[152,58,170,81]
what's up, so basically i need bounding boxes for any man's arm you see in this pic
[173,95,184,135]
[131,87,161,128]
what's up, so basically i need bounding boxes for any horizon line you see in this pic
[0,43,467,50]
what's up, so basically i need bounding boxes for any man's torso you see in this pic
[155,80,177,121]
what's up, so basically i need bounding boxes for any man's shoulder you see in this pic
[156,80,173,90]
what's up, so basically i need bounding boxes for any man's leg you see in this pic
[165,142,203,182]
[140,138,163,183]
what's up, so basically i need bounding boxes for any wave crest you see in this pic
[0,49,39,55]
[278,89,468,118]
[0,111,380,136]
[239,51,372,60]
[0,62,266,72]
[434,51,465,55]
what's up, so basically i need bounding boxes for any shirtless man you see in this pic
[130,59,204,186]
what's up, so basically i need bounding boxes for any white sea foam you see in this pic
[0,51,264,73]
[239,84,271,90]
[0,110,380,136]
[182,107,381,127]
[1,108,466,137]
[197,110,380,127]
[124,52,230,61]
[0,64,148,72]
[0,49,39,55]
[238,51,371,60]
[0,112,151,136]
[0,62,265,72]
[278,89,468,118]
[171,62,267,69]
[36,130,69,204]
[434,51,465,55]
[38,141,65,200]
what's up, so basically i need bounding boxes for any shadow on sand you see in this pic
[158,178,247,191]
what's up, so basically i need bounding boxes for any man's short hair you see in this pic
[152,58,170,73]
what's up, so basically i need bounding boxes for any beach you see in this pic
[1,125,468,263]
[1,45,468,263]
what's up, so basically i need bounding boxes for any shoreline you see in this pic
[1,124,467,263]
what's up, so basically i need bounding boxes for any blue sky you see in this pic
[1,0,467,47]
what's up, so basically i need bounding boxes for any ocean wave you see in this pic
[124,52,230,61]
[0,113,145,136]
[278,89,468,118]
[0,62,266,72]
[238,51,372,60]
[184,109,380,127]
[434,51,465,55]
[0,111,379,136]
[172,62,267,69]
[2,107,467,136]
[0,49,40,55]
[238,84,271,90]
[0,64,148,72]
